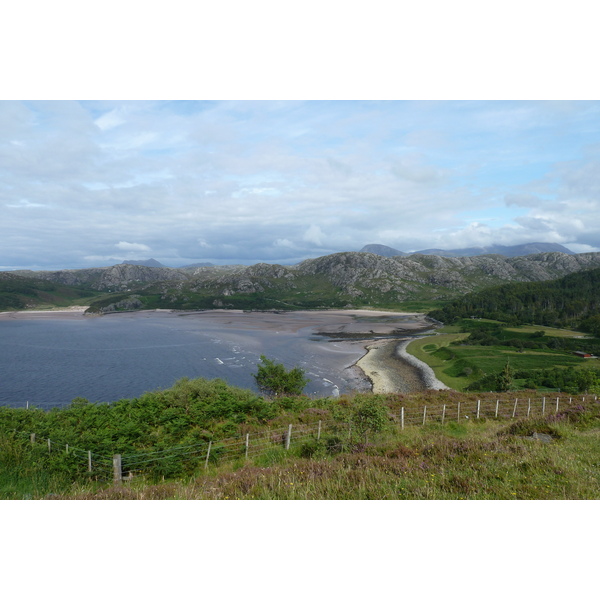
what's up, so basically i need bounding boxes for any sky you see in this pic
[2,99,600,270]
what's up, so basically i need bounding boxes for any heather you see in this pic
[1,377,599,500]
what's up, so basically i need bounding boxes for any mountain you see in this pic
[9,250,600,312]
[121,259,168,268]
[360,242,575,258]
[11,264,189,291]
[358,244,408,257]
[413,243,575,257]
[0,272,102,311]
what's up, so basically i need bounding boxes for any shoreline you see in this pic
[0,307,91,320]
[355,337,449,394]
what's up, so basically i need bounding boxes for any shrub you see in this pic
[253,356,310,396]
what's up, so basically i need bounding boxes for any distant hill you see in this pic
[359,244,408,257]
[121,259,168,268]
[360,242,575,258]
[0,272,101,311]
[9,250,600,313]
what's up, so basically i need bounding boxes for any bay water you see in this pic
[0,310,421,408]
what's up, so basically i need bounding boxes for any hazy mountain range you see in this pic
[358,242,575,258]
[120,242,576,270]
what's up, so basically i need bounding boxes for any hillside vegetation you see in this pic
[429,267,600,335]
[408,320,600,392]
[1,378,599,500]
[0,272,101,311]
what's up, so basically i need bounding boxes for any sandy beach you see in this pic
[356,338,449,394]
[0,307,91,320]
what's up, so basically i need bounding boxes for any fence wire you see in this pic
[9,395,596,481]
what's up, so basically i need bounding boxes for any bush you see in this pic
[253,356,310,396]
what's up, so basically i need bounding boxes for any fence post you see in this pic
[26,401,29,410]
[285,425,292,450]
[48,438,51,453]
[512,398,518,419]
[401,407,405,430]
[422,406,427,426]
[457,402,461,421]
[113,454,122,484]
[66,444,69,454]
[317,420,322,440]
[542,397,546,415]
[555,397,560,413]
[88,450,92,472]
[494,399,499,418]
[245,433,249,459]
[527,398,531,418]
[476,400,481,419]
[204,441,212,469]
[441,405,446,425]
[569,397,572,404]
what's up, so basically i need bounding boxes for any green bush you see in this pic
[253,356,310,396]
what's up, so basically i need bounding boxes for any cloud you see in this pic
[303,225,326,246]
[115,241,151,252]
[3,100,600,269]
[390,154,445,184]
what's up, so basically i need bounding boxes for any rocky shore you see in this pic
[355,337,449,394]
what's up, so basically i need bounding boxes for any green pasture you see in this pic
[407,326,600,391]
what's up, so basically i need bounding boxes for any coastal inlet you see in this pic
[0,309,443,407]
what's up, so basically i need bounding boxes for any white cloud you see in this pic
[274,238,295,248]
[303,224,326,246]
[94,109,127,131]
[115,241,151,252]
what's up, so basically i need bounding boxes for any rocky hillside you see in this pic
[295,251,600,301]
[8,251,600,311]
[12,264,189,291]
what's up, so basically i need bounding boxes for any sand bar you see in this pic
[355,338,449,394]
[0,307,91,320]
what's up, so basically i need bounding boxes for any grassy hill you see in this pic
[1,378,599,500]
[0,272,102,311]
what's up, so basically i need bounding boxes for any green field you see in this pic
[407,321,600,392]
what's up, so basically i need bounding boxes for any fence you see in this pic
[8,395,596,485]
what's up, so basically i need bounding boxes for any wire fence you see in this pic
[7,395,596,484]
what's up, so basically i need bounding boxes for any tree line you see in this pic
[429,267,600,335]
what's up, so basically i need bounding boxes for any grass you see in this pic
[405,333,470,389]
[407,322,600,391]
[51,404,600,500]
[3,375,599,500]
[503,325,588,338]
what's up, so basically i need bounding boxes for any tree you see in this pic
[351,397,388,443]
[253,355,310,396]
[496,361,515,392]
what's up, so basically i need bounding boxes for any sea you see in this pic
[0,310,426,409]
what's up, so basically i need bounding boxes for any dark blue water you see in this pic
[0,310,384,408]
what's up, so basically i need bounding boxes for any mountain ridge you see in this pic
[7,251,600,312]
[359,242,575,258]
